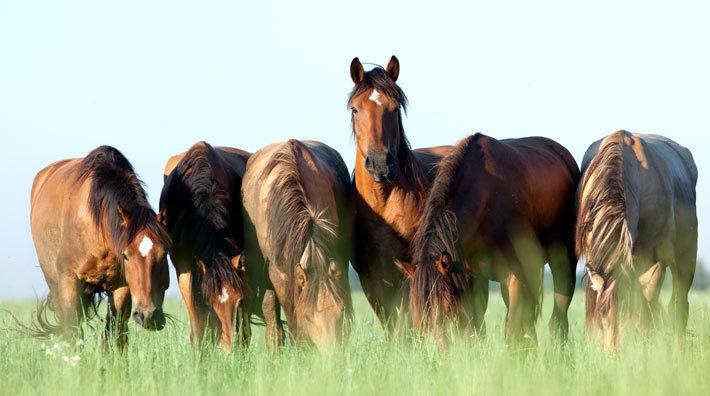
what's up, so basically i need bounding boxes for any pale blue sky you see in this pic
[1,1,708,298]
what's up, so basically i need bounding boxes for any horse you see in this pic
[241,139,353,352]
[576,130,697,351]
[395,133,580,348]
[30,145,171,350]
[159,141,251,352]
[348,55,453,333]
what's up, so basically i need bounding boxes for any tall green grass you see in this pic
[1,289,709,396]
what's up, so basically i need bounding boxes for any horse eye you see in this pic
[122,252,129,261]
[350,106,358,114]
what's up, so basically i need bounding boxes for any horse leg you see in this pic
[104,286,131,351]
[56,274,83,342]
[637,261,664,331]
[353,259,390,329]
[547,241,575,342]
[471,273,489,339]
[669,262,694,340]
[176,264,207,346]
[262,289,284,354]
[234,304,251,349]
[503,271,539,348]
[503,271,523,345]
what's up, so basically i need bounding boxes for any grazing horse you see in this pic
[348,55,453,332]
[396,134,579,348]
[159,141,251,352]
[242,139,352,351]
[30,145,171,349]
[576,130,697,351]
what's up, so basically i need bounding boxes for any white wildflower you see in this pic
[62,355,81,367]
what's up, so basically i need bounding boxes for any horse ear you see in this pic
[328,260,343,279]
[231,254,245,272]
[394,258,415,280]
[350,57,364,84]
[295,263,308,288]
[197,260,207,274]
[435,252,452,276]
[587,267,604,292]
[386,55,400,82]
[117,206,129,228]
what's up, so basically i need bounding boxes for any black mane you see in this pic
[76,145,170,257]
[411,135,484,311]
[159,142,244,300]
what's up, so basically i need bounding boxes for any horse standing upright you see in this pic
[30,145,171,350]
[160,141,251,352]
[348,56,453,332]
[397,134,579,348]
[576,130,697,351]
[242,139,352,352]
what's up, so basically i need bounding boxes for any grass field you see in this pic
[1,288,709,396]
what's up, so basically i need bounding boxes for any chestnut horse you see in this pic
[30,145,171,349]
[160,141,251,352]
[349,55,452,332]
[397,134,579,348]
[576,130,697,351]
[242,140,352,352]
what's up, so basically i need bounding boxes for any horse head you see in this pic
[292,257,352,351]
[349,56,408,183]
[398,252,470,348]
[120,218,170,331]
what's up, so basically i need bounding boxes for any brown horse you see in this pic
[242,139,353,352]
[348,55,453,332]
[576,130,697,351]
[159,141,251,352]
[30,145,171,349]
[396,134,579,348]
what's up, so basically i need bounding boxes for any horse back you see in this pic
[479,136,579,233]
[412,145,454,177]
[242,140,350,259]
[626,134,697,247]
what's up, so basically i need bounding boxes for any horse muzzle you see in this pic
[132,306,166,331]
[365,150,398,183]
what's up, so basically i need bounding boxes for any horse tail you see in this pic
[5,294,62,340]
[576,130,633,320]
[34,296,63,338]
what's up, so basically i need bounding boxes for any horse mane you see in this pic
[348,67,424,187]
[263,140,341,313]
[159,142,245,301]
[410,135,483,314]
[76,145,170,258]
[575,130,634,318]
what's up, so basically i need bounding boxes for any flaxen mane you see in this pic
[262,140,343,313]
[575,130,634,319]
[410,135,482,315]
[159,142,244,301]
[76,145,170,261]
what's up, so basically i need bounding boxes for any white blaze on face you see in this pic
[219,287,229,304]
[369,89,382,106]
[138,235,154,257]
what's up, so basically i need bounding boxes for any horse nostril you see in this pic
[365,155,374,171]
[132,310,144,325]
